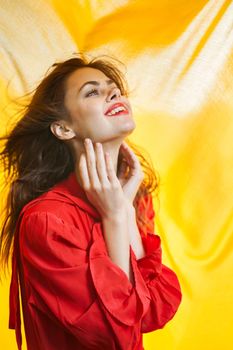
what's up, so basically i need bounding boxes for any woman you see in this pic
[0,54,182,350]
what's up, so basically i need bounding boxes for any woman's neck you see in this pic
[69,137,124,186]
[101,140,122,174]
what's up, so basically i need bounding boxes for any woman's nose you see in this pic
[106,87,121,101]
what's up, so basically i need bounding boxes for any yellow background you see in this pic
[0,1,233,349]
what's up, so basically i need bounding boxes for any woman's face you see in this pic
[63,67,135,143]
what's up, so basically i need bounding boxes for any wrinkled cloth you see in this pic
[9,172,182,350]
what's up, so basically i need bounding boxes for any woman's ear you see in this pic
[50,121,76,140]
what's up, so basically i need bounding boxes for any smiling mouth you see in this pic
[105,105,129,117]
[105,110,129,117]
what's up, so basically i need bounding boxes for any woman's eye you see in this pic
[85,89,99,97]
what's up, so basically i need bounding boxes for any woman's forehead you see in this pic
[66,67,110,89]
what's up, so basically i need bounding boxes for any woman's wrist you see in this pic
[124,200,136,216]
[101,207,127,223]
[101,199,134,221]
[124,200,146,260]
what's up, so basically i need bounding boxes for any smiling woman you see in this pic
[0,53,182,350]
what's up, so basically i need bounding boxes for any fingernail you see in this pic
[85,138,90,144]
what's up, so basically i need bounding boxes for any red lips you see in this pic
[104,102,128,115]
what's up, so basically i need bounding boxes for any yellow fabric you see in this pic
[0,0,233,349]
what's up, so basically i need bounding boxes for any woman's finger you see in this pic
[105,152,119,185]
[120,143,140,173]
[84,139,100,187]
[95,142,110,185]
[78,153,90,189]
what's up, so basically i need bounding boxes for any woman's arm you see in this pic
[125,203,146,260]
[102,211,134,284]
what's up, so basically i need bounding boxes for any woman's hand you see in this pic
[117,142,144,205]
[76,138,127,219]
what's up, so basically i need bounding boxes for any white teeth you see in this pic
[106,106,126,116]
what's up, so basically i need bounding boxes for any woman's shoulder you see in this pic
[18,190,92,249]
[18,189,91,233]
[19,172,85,217]
[20,191,73,217]
[18,171,101,234]
[18,197,90,260]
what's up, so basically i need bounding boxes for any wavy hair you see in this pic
[0,53,160,271]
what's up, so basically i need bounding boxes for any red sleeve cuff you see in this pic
[136,233,162,284]
[89,222,151,326]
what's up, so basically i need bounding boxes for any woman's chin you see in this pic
[121,118,136,134]
[117,122,136,136]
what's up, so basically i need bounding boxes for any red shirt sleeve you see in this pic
[133,194,182,333]
[20,211,150,349]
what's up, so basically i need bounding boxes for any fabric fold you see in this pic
[140,263,182,333]
[134,230,182,333]
[136,233,162,283]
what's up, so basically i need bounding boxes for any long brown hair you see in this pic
[0,53,160,271]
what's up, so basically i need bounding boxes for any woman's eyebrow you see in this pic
[78,79,115,93]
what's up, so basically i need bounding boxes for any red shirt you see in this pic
[9,171,182,350]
